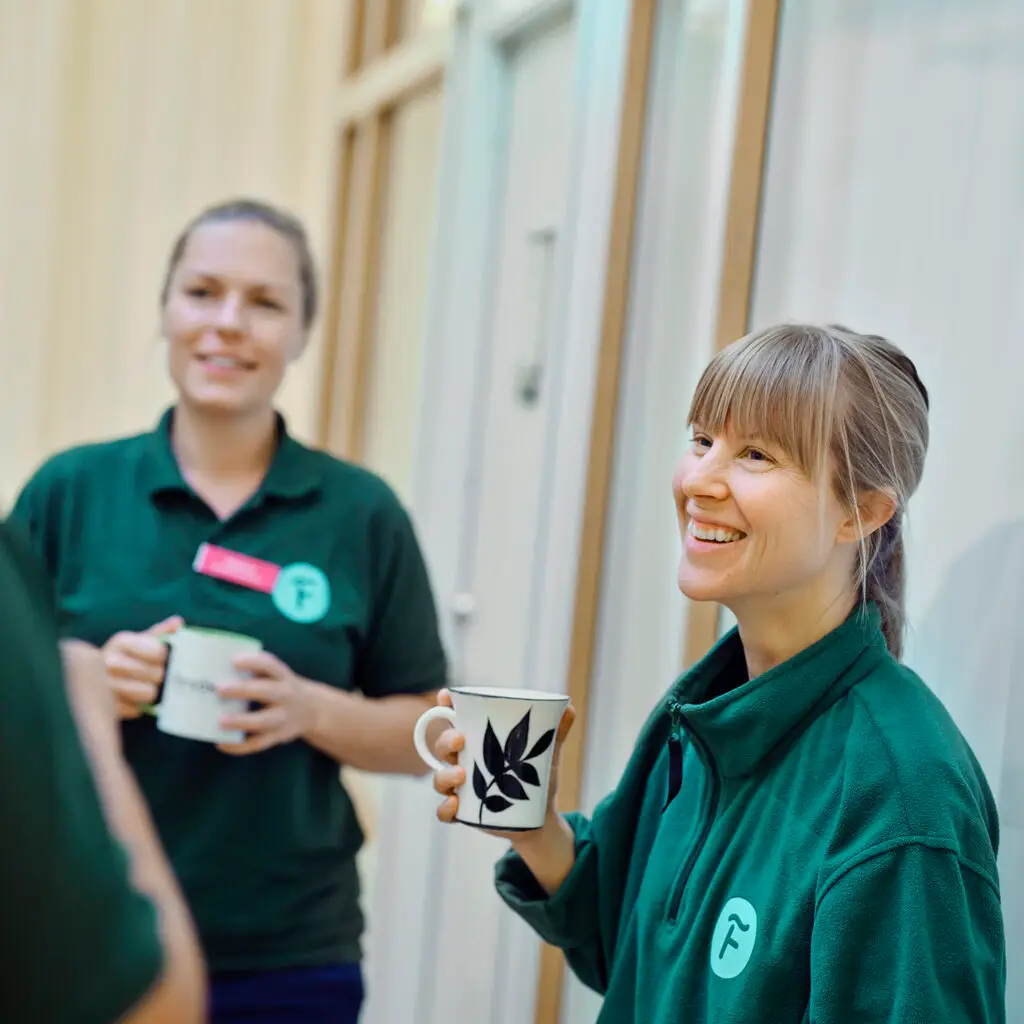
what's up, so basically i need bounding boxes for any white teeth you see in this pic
[208,356,241,368]
[688,521,744,543]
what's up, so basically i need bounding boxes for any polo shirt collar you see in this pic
[671,602,888,778]
[142,407,323,503]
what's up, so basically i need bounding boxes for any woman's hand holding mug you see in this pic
[415,687,579,893]
[428,689,576,838]
[101,615,184,720]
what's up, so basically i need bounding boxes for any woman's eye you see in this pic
[256,297,283,311]
[186,286,212,299]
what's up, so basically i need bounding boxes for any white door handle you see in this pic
[451,592,476,623]
[515,227,557,406]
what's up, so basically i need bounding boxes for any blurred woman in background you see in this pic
[11,198,448,1024]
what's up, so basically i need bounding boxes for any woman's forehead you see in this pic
[176,220,301,289]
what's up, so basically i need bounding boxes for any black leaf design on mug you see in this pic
[472,763,488,801]
[526,729,556,760]
[473,709,554,825]
[483,721,505,778]
[496,773,529,800]
[504,709,532,764]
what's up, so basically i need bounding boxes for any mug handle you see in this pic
[413,705,458,773]
[141,632,176,717]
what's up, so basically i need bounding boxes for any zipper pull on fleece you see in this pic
[663,702,684,812]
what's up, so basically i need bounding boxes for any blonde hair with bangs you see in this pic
[688,324,930,658]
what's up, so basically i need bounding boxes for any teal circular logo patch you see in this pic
[272,563,331,623]
[710,897,757,979]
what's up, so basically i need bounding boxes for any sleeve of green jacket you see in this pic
[810,842,1005,1022]
[494,809,614,994]
[0,522,165,1023]
[493,704,669,996]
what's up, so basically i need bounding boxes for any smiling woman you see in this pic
[157,203,319,518]
[675,324,928,668]
[8,198,449,1024]
[427,322,1005,1023]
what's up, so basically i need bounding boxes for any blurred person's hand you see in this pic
[60,638,119,746]
[58,636,208,1022]
[102,616,183,720]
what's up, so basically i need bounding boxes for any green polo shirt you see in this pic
[10,408,448,974]
[496,604,1005,1022]
[0,521,163,1021]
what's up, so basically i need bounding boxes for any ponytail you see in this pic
[864,515,906,659]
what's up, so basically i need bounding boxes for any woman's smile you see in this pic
[684,519,748,558]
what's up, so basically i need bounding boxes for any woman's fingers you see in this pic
[433,727,465,765]
[432,765,466,796]
[116,697,145,721]
[554,704,576,749]
[112,679,160,706]
[105,649,166,685]
[147,615,184,636]
[436,796,459,823]
[432,704,465,823]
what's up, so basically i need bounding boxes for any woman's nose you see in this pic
[213,293,245,332]
[676,449,730,502]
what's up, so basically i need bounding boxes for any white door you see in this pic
[452,16,574,717]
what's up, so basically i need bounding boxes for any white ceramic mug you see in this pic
[155,626,262,745]
[414,687,570,831]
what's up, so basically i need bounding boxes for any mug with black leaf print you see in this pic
[413,687,571,831]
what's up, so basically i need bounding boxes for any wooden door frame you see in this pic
[317,0,454,461]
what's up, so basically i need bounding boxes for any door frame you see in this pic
[364,1,641,1021]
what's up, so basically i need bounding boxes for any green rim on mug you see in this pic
[160,625,260,643]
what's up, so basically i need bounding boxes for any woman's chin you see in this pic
[677,565,728,604]
[182,389,260,417]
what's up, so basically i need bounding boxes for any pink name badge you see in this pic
[193,543,281,594]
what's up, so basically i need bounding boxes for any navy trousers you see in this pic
[210,963,364,1023]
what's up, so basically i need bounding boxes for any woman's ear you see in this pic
[837,489,897,544]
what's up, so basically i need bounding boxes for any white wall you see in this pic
[752,0,1024,1017]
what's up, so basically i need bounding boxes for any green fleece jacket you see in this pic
[496,604,1005,1022]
